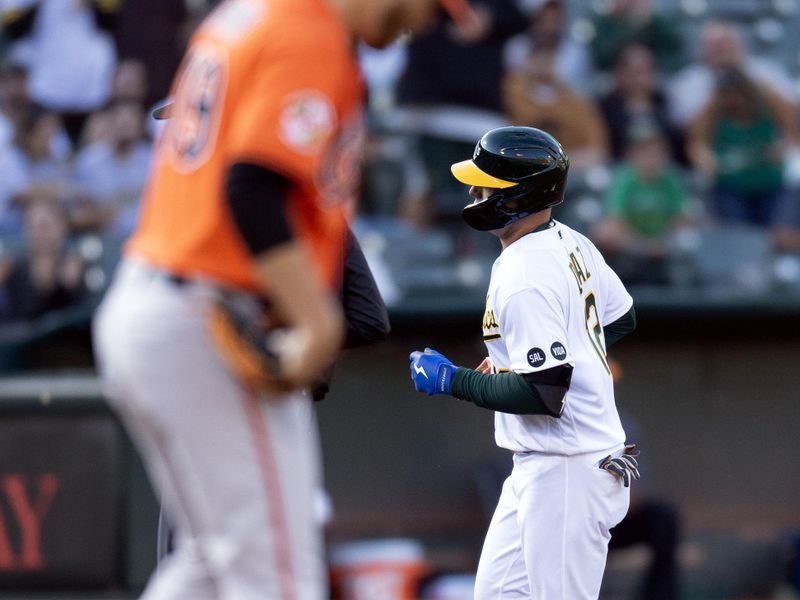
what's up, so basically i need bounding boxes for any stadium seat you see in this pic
[689,225,774,293]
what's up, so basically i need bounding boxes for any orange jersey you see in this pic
[128,0,364,294]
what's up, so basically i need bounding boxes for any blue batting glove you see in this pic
[409,347,456,395]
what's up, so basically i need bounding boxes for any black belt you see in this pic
[165,274,188,287]
[152,269,269,309]
[147,267,188,287]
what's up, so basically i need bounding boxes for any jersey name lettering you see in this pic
[567,247,591,294]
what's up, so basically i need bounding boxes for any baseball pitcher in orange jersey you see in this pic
[93,0,474,598]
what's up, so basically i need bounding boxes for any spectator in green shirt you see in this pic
[688,68,798,227]
[592,120,689,285]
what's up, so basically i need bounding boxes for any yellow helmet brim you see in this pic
[450,159,517,189]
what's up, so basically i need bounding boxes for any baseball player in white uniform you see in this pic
[409,126,640,599]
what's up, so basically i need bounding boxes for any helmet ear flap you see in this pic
[462,190,516,231]
[462,196,505,231]
[461,169,567,231]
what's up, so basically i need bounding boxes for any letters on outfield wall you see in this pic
[0,416,122,589]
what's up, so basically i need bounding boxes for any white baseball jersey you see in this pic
[481,220,632,455]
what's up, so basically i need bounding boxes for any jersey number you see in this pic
[583,291,611,375]
[165,42,226,172]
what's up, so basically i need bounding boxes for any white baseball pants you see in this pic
[474,447,630,599]
[93,259,325,600]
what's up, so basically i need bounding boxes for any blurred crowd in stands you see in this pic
[358,0,800,303]
[0,0,192,367]
[1,0,800,368]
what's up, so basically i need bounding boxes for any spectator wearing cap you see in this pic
[687,68,798,226]
[591,122,690,285]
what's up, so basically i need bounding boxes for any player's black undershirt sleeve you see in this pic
[225,162,292,255]
[311,232,391,401]
[450,365,572,417]
[341,231,391,349]
[604,305,636,348]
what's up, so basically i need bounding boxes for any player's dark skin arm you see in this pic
[450,306,635,416]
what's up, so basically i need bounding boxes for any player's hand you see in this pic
[448,2,491,43]
[409,347,456,395]
[251,242,344,392]
[476,356,492,374]
[599,444,640,488]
